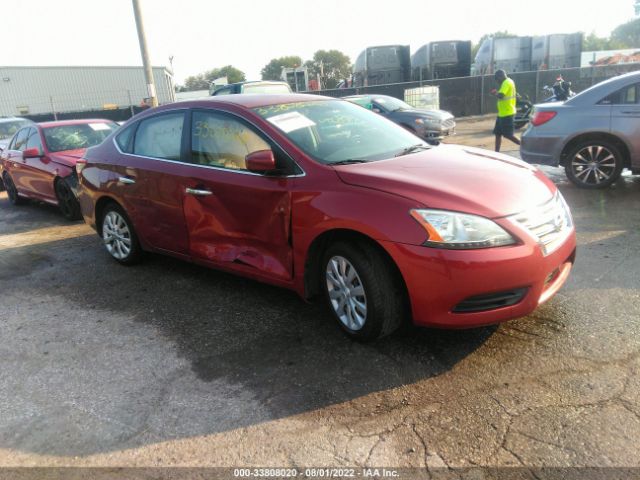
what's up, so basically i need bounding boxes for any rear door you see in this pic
[115,111,191,255]
[180,108,297,281]
[609,82,640,166]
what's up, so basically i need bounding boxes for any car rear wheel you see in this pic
[565,141,624,189]
[101,203,142,265]
[2,173,25,205]
[55,178,82,221]
[322,241,406,341]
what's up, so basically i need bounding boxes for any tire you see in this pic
[322,241,406,341]
[100,202,142,265]
[55,178,82,221]
[2,172,25,205]
[564,140,624,189]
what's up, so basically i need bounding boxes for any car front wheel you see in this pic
[101,203,142,265]
[565,141,624,189]
[2,173,25,205]
[55,178,82,220]
[322,241,406,341]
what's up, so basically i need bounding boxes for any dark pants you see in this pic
[493,115,515,137]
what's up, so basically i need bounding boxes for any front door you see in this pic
[21,128,56,202]
[181,109,295,281]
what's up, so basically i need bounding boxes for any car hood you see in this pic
[50,149,87,167]
[333,144,555,218]
[392,109,454,121]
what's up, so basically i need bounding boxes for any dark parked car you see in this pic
[345,95,455,144]
[77,94,575,340]
[0,119,118,219]
[210,81,292,96]
[521,70,640,188]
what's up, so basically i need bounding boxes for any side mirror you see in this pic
[23,147,42,159]
[245,150,276,173]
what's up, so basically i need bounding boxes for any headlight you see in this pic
[410,209,516,249]
[415,117,438,126]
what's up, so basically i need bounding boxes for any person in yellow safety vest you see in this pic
[491,69,521,152]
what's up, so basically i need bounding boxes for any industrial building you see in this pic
[0,66,175,117]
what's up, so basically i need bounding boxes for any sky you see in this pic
[2,0,636,84]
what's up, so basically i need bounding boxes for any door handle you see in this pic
[118,176,136,185]
[621,110,640,114]
[185,187,213,196]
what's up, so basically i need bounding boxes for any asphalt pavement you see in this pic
[0,116,638,475]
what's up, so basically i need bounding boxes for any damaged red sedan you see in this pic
[0,119,118,219]
[78,94,576,340]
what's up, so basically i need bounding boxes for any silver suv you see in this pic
[521,70,640,189]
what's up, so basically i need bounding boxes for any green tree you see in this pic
[582,31,626,51]
[472,31,516,58]
[183,65,246,91]
[304,49,351,89]
[611,18,640,48]
[261,56,302,81]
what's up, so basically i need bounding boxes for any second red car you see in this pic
[0,119,118,219]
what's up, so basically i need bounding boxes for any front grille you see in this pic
[510,192,573,256]
[442,119,455,129]
[453,288,528,313]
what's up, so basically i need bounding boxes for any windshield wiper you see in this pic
[395,144,430,157]
[330,159,369,165]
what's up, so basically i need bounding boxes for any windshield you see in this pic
[243,83,291,94]
[43,122,118,152]
[373,96,414,112]
[253,100,429,164]
[0,120,31,140]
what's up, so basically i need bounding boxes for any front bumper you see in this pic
[420,127,455,144]
[382,229,576,328]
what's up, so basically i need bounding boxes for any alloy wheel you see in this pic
[570,145,618,186]
[325,255,368,331]
[103,211,133,260]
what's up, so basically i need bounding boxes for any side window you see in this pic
[115,123,136,153]
[620,84,638,104]
[25,129,43,153]
[133,113,184,160]
[602,84,639,105]
[191,111,271,171]
[13,128,30,151]
[213,87,232,96]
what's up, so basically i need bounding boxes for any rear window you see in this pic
[0,119,31,140]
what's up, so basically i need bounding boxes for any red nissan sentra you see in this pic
[77,94,576,340]
[1,119,118,219]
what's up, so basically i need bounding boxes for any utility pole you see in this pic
[131,0,158,107]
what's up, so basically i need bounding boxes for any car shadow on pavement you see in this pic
[2,176,639,457]
[0,225,495,456]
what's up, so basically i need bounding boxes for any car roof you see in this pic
[165,93,334,110]
[37,118,116,128]
[567,70,640,106]
[0,116,33,123]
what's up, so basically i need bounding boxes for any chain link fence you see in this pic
[309,64,640,117]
